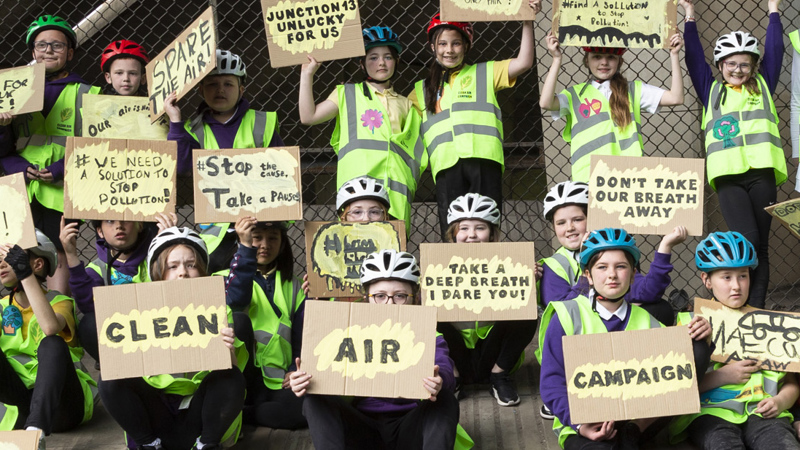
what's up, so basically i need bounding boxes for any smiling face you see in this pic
[341,199,386,223]
[553,205,587,251]
[104,57,145,96]
[201,75,243,113]
[585,52,620,81]
[363,46,396,82]
[455,219,492,243]
[431,28,467,69]
[702,267,750,308]
[585,249,634,300]
[718,53,755,87]
[96,220,141,252]
[31,29,73,73]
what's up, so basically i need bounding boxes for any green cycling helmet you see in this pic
[26,15,77,50]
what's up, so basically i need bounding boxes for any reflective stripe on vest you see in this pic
[707,376,778,415]
[551,252,577,286]
[16,134,68,151]
[0,403,19,431]
[189,109,274,149]
[704,79,779,156]
[791,30,800,53]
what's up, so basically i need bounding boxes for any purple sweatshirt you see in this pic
[684,13,784,108]
[167,98,285,176]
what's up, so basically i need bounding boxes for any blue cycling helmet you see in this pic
[695,231,758,273]
[363,26,402,54]
[579,228,640,270]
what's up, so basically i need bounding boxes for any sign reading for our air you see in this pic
[0,174,37,249]
[82,95,169,140]
[301,301,436,398]
[420,242,537,322]
[0,63,45,115]
[440,0,535,21]
[260,0,364,67]
[766,198,800,241]
[588,155,705,236]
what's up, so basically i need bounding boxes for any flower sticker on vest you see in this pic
[361,109,383,134]
[2,304,22,336]
[713,115,740,149]
[579,98,603,118]
[457,75,474,100]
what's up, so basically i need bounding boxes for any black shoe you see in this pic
[619,422,642,450]
[540,404,555,420]
[489,372,520,406]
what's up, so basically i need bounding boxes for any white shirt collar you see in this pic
[591,289,629,321]
[590,79,612,99]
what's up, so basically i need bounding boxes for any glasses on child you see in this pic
[346,209,385,220]
[368,293,413,304]
[33,41,68,53]
[723,61,752,73]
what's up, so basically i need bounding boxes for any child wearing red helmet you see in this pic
[100,40,150,96]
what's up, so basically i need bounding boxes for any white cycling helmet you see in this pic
[30,229,58,277]
[336,176,390,211]
[210,49,247,81]
[713,31,760,65]
[543,181,589,221]
[447,193,500,225]
[360,249,420,285]
[147,227,209,280]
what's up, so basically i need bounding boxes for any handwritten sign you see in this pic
[64,137,177,221]
[588,155,704,235]
[563,326,700,424]
[305,221,406,298]
[697,298,800,372]
[420,242,537,321]
[82,95,168,140]
[261,0,364,68]
[301,301,436,398]
[0,64,45,115]
[94,277,232,381]
[441,0,535,21]
[0,431,42,450]
[0,174,37,249]
[147,7,217,123]
[766,198,800,241]
[193,147,303,223]
[554,0,677,48]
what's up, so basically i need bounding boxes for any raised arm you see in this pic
[659,33,685,106]
[539,31,563,111]
[298,56,338,125]
[508,0,541,79]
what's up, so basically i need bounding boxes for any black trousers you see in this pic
[434,158,503,238]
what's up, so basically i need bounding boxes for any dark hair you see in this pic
[443,221,500,243]
[360,46,400,82]
[585,249,635,273]
[254,225,294,278]
[549,204,588,225]
[424,27,470,115]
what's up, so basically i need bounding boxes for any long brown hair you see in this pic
[718,54,761,96]
[150,244,208,281]
[584,54,631,130]
[424,27,470,115]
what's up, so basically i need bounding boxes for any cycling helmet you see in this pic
[336,177,390,211]
[580,228,640,270]
[582,47,626,56]
[147,227,208,280]
[447,193,500,225]
[543,181,589,221]
[101,40,149,72]
[29,229,58,277]
[360,249,420,285]
[695,231,758,272]
[26,15,77,50]
[713,31,760,65]
[210,49,247,82]
[363,26,402,54]
[427,13,474,45]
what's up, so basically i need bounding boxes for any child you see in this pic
[679,0,787,309]
[0,15,101,294]
[98,226,245,450]
[0,231,95,448]
[299,26,425,231]
[539,32,684,182]
[290,249,461,448]
[101,39,150,96]
[669,231,800,449]
[411,1,540,237]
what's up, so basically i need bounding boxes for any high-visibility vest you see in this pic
[702,75,787,190]
[332,83,426,229]
[535,247,581,364]
[561,81,644,182]
[12,82,100,211]
[540,295,661,448]
[0,403,19,431]
[87,257,149,286]
[414,62,504,180]
[186,109,278,150]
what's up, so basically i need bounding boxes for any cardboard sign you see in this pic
[766,198,800,241]
[94,277,232,381]
[305,221,406,298]
[441,0,535,22]
[419,242,537,321]
[82,95,169,140]
[0,430,42,450]
[0,63,45,115]
[261,0,365,68]
[563,326,700,424]
[588,155,705,236]
[147,7,217,123]
[0,174,37,249]
[697,298,800,372]
[554,0,677,48]
[64,137,177,221]
[301,300,436,399]
[193,147,303,223]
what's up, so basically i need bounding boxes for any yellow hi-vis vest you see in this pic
[535,246,581,364]
[12,82,99,212]
[0,403,18,430]
[792,30,800,55]
[185,109,279,150]
[561,81,644,182]
[414,62,504,180]
[702,75,787,190]
[540,295,662,448]
[332,83,427,230]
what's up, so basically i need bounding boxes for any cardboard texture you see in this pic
[563,326,700,424]
[261,0,365,67]
[553,0,677,48]
[301,301,436,399]
[0,173,37,249]
[588,155,705,236]
[0,63,45,115]
[94,277,232,381]
[305,221,406,298]
[696,298,800,372]
[193,147,303,223]
[419,242,538,321]
[441,0,535,21]
[146,7,217,123]
[0,430,42,450]
[64,137,177,222]
[82,95,169,140]
[766,198,800,241]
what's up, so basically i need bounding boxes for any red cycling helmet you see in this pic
[582,46,626,56]
[427,13,474,44]
[101,40,150,72]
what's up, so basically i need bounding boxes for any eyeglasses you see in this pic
[723,61,752,73]
[346,209,385,220]
[33,41,68,53]
[368,293,413,304]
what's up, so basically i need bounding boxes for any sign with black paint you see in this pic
[440,0,535,21]
[765,198,800,241]
[0,174,37,249]
[0,63,45,115]
[83,95,168,140]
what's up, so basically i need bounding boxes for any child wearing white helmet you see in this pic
[679,0,787,309]
[0,230,96,447]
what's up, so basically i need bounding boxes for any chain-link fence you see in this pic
[1,0,798,309]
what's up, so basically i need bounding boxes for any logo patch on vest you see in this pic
[457,75,474,99]
[713,115,740,149]
[60,107,73,122]
[746,94,762,108]
[360,109,383,134]
[2,304,23,336]
[579,98,602,118]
